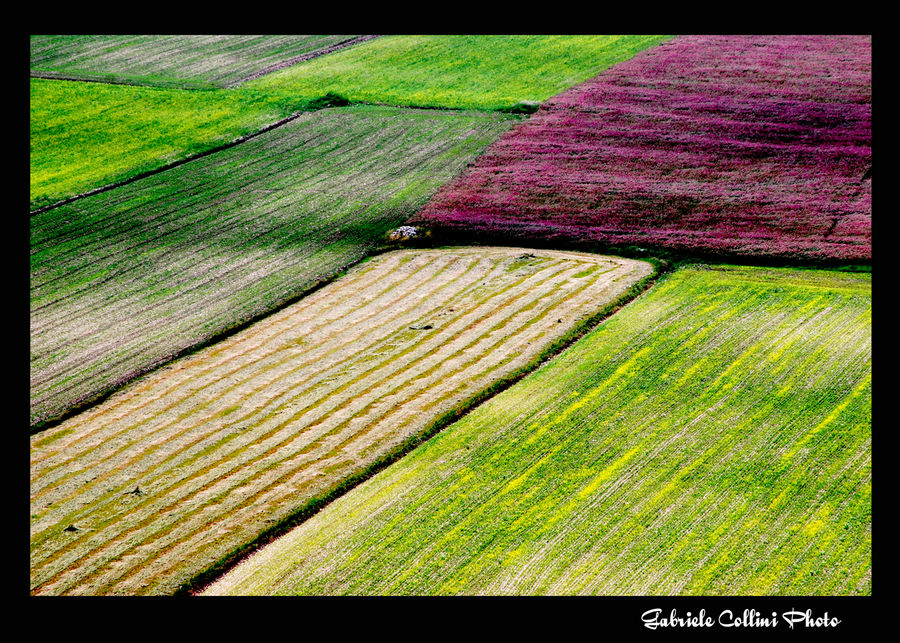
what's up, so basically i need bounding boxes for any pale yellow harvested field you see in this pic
[30,247,652,595]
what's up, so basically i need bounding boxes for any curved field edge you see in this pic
[30,35,376,90]
[245,35,672,111]
[203,265,871,596]
[30,248,654,595]
[30,105,518,430]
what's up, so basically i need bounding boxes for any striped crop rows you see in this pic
[30,247,652,595]
[30,105,516,428]
[205,266,871,596]
[30,35,374,89]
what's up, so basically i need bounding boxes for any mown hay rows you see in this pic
[203,266,870,596]
[30,105,518,428]
[30,247,652,595]
[30,35,370,89]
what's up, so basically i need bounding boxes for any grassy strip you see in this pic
[246,35,671,111]
[175,257,660,595]
[414,226,871,272]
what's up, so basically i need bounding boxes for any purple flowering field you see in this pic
[413,35,871,263]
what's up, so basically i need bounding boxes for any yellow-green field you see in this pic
[29,79,313,209]
[246,35,671,110]
[205,265,871,596]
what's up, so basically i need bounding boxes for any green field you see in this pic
[30,105,517,428]
[29,79,318,210]
[205,265,871,596]
[30,35,367,89]
[246,35,671,110]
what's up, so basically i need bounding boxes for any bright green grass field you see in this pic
[205,265,871,596]
[30,35,362,90]
[30,79,307,210]
[246,35,671,110]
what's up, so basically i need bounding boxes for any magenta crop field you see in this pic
[413,35,871,263]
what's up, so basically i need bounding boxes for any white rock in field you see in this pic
[386,226,426,243]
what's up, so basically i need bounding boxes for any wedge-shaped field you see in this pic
[31,35,374,89]
[206,266,871,596]
[246,35,671,110]
[30,79,312,209]
[414,35,872,263]
[29,247,652,595]
[30,105,517,428]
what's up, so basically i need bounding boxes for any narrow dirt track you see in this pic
[30,247,652,595]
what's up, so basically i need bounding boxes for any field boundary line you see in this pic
[28,249,381,436]
[411,229,874,272]
[29,71,218,90]
[225,36,381,87]
[174,256,661,596]
[29,111,310,216]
